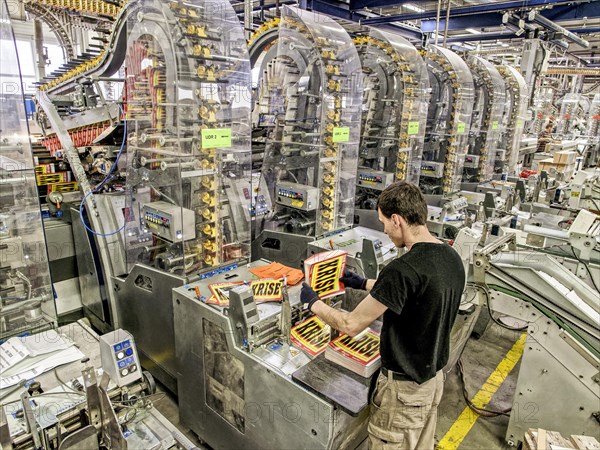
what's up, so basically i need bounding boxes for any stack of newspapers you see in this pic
[325,327,381,377]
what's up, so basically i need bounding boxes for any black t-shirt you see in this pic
[370,242,465,384]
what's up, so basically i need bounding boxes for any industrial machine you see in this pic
[421,45,475,195]
[529,84,556,135]
[0,324,196,449]
[0,0,57,339]
[587,93,600,143]
[352,29,429,214]
[173,255,482,449]
[584,93,600,167]
[463,56,506,183]
[471,233,599,446]
[33,0,253,394]
[496,65,529,176]
[251,6,363,267]
[173,261,371,450]
[557,93,590,139]
[308,227,398,279]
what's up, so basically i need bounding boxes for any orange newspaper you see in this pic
[304,250,347,299]
[248,262,304,286]
[290,315,331,358]
[206,281,244,307]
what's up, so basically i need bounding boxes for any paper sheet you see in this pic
[0,346,85,389]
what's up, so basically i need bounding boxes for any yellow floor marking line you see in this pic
[436,332,527,450]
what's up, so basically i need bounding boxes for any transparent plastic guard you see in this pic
[530,86,554,135]
[557,93,589,139]
[0,0,56,338]
[259,6,362,237]
[587,93,600,143]
[497,65,528,174]
[123,0,252,275]
[465,56,505,182]
[422,45,474,194]
[357,28,428,188]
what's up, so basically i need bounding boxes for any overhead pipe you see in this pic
[434,0,442,45]
[544,67,600,76]
[528,10,590,48]
[362,0,581,25]
[443,0,452,47]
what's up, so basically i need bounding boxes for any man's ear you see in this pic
[396,215,408,228]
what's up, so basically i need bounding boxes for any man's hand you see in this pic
[300,283,321,312]
[340,270,367,290]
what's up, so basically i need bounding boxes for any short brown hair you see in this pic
[377,181,428,226]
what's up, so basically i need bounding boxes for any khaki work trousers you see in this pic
[368,369,444,450]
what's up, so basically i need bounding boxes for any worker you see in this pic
[301,181,465,450]
[537,122,556,153]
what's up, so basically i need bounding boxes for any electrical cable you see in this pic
[460,286,478,306]
[79,103,128,237]
[587,197,600,212]
[110,392,166,405]
[54,367,81,393]
[568,246,600,293]
[457,358,511,417]
[469,283,528,332]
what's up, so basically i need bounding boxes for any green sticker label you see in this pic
[492,121,499,130]
[332,127,350,143]
[407,121,420,135]
[517,119,524,129]
[202,128,232,148]
[457,122,466,134]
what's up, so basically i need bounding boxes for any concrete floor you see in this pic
[152,321,523,450]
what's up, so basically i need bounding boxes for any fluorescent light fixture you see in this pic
[465,28,481,34]
[404,3,425,13]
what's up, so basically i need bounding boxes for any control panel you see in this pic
[463,154,480,168]
[99,329,142,387]
[141,201,196,242]
[356,170,394,191]
[275,182,319,211]
[359,238,385,279]
[420,161,445,178]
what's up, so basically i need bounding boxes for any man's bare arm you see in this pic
[311,294,387,337]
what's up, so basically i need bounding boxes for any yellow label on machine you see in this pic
[407,121,420,135]
[332,127,350,143]
[202,128,232,149]
[457,122,466,134]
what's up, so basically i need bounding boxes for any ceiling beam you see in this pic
[306,0,423,39]
[349,0,415,12]
[421,13,501,32]
[360,0,588,25]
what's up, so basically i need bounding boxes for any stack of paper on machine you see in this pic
[0,330,85,389]
[325,328,381,377]
[304,250,347,299]
[249,262,304,286]
[290,315,331,358]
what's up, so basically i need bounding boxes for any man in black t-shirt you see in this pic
[301,181,465,449]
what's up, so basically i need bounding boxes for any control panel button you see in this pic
[125,348,133,356]
[121,368,129,376]
[117,351,125,359]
